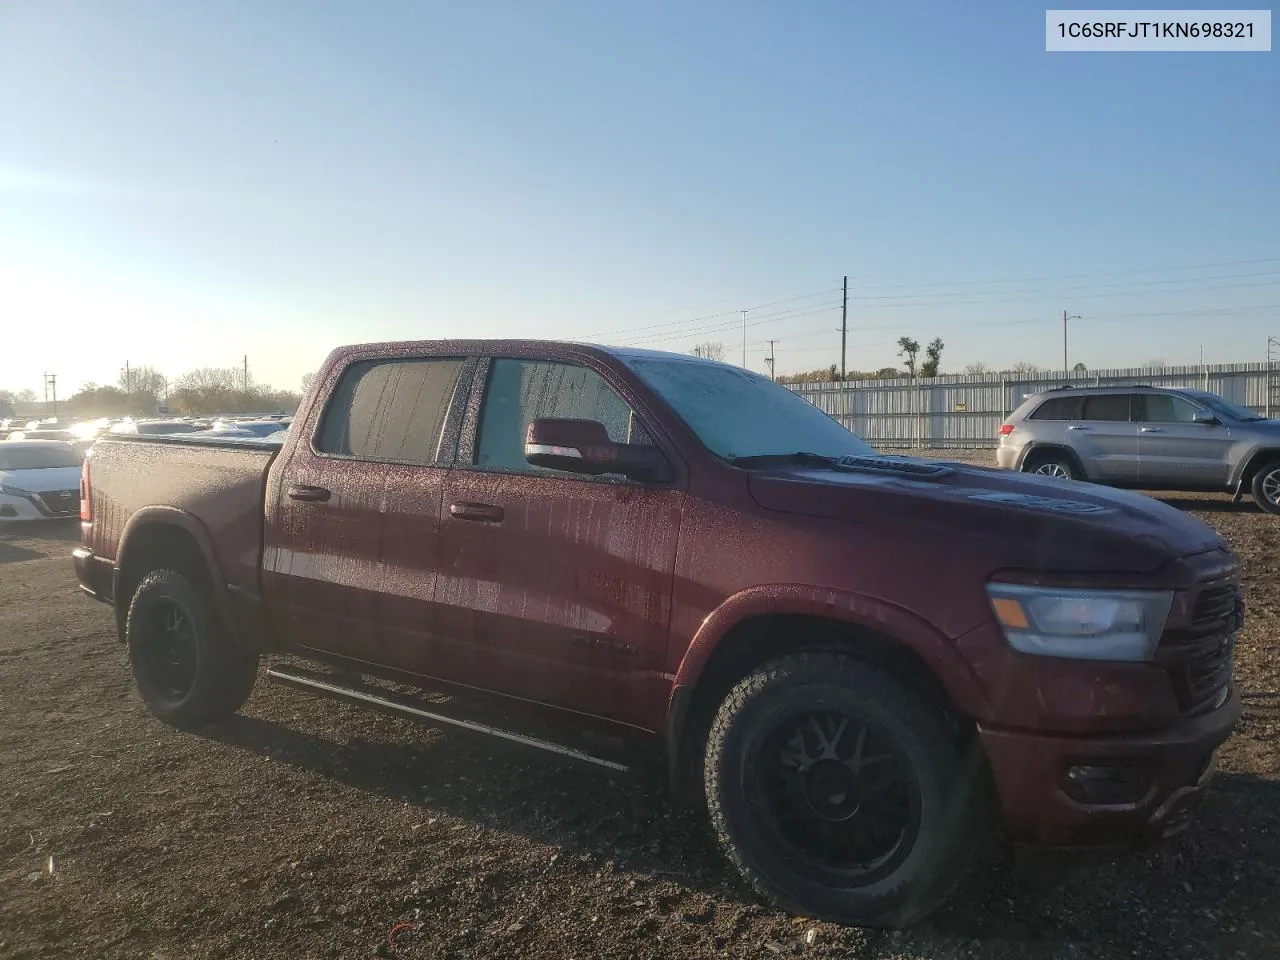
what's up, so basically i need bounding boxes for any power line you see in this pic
[765,301,1280,345]
[584,256,1280,345]
[834,276,1280,311]
[833,256,1280,292]
[620,303,841,347]
[583,287,839,340]
[839,269,1280,303]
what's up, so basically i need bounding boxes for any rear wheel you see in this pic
[1251,460,1280,515]
[703,653,986,928]
[1023,452,1076,481]
[125,569,258,727]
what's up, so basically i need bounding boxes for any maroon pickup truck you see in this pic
[73,340,1243,927]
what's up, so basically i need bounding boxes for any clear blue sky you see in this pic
[0,1,1276,395]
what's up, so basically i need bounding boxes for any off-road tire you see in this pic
[703,652,986,928]
[1022,451,1077,481]
[1250,459,1280,515]
[125,569,259,727]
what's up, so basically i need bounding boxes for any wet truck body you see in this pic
[74,339,1244,927]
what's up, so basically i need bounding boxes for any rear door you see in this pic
[434,355,685,730]
[263,355,472,670]
[1135,393,1232,488]
[1068,393,1141,481]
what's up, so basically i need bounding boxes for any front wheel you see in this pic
[1251,460,1280,515]
[125,569,259,727]
[703,653,986,928]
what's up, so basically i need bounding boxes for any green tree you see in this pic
[920,337,945,377]
[897,336,921,377]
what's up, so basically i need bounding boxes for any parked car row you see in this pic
[0,417,294,524]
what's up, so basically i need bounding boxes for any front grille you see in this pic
[1160,581,1242,714]
[37,490,79,516]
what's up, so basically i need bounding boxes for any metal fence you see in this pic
[788,362,1277,449]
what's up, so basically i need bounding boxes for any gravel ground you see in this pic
[1,465,1277,960]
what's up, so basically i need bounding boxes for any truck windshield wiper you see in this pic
[728,452,839,468]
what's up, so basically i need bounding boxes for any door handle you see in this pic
[449,502,505,523]
[287,484,331,503]
[1067,425,1091,431]
[1140,427,1163,433]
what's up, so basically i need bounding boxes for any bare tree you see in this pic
[300,371,316,393]
[1071,361,1088,373]
[1010,361,1039,375]
[690,342,726,361]
[118,364,168,397]
[897,336,921,377]
[1145,358,1166,369]
[15,389,37,404]
[920,338,945,377]
[170,367,243,415]
[963,362,989,376]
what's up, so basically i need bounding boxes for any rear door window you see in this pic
[1029,395,1083,420]
[1081,394,1133,422]
[316,358,465,463]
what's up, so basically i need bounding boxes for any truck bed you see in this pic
[84,436,278,598]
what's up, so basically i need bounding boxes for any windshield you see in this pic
[622,357,874,462]
[0,447,82,470]
[1182,391,1265,422]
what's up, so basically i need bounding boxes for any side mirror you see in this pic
[1192,410,1219,425]
[525,418,671,482]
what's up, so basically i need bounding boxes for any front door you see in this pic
[434,356,684,730]
[263,355,471,671]
[1134,393,1232,488]
[1069,392,1141,482]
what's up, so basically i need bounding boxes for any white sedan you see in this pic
[0,441,83,522]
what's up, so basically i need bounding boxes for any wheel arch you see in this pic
[1234,447,1280,488]
[664,587,988,798]
[1017,443,1087,479]
[114,508,229,644]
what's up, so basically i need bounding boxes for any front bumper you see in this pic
[980,684,1241,845]
[0,491,78,521]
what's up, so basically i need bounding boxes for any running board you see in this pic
[265,666,631,773]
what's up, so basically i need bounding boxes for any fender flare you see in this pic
[115,505,235,640]
[666,584,990,752]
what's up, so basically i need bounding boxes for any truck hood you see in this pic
[0,466,81,494]
[747,456,1222,574]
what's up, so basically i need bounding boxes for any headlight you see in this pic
[985,583,1173,661]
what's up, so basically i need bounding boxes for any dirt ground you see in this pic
[1,462,1277,960]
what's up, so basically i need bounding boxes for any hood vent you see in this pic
[969,491,1110,515]
[836,455,954,478]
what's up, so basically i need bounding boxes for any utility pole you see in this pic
[766,339,778,381]
[43,373,57,418]
[840,275,848,380]
[124,360,131,394]
[1063,311,1081,372]
[741,311,748,368]
[243,355,249,393]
